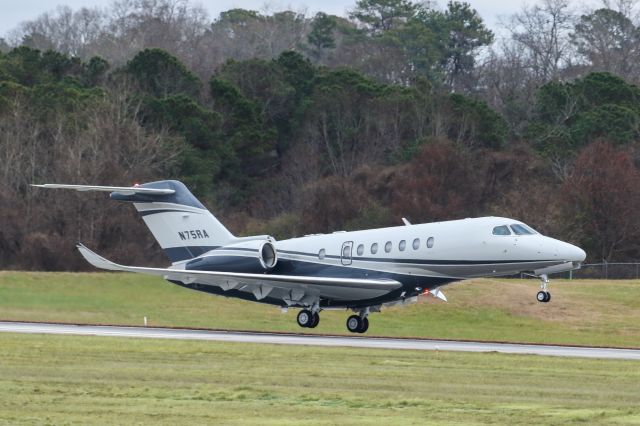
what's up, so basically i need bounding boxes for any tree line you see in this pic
[1,0,640,269]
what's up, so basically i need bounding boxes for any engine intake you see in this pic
[259,241,277,270]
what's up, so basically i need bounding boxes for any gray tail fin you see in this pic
[110,180,236,263]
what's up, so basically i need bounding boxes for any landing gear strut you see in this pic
[346,310,369,333]
[297,309,320,328]
[536,274,551,303]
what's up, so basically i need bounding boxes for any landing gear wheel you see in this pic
[536,291,551,303]
[297,309,313,328]
[536,274,551,303]
[308,312,320,328]
[346,315,363,333]
[357,317,369,333]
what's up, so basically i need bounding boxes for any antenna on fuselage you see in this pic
[401,217,411,226]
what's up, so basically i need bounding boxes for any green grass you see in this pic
[0,333,638,425]
[1,272,640,347]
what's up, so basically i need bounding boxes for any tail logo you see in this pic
[178,230,211,240]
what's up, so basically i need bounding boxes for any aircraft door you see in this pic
[341,241,353,265]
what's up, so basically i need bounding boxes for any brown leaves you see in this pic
[389,140,482,222]
[562,141,640,261]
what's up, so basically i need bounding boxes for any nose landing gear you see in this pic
[536,274,551,303]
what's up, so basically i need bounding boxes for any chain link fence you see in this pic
[522,263,640,280]
[569,263,640,279]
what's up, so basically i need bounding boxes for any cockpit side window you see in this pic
[492,225,511,236]
[510,224,536,235]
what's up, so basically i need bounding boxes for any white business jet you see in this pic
[33,180,586,333]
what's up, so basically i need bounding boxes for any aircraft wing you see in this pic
[77,244,402,304]
[31,184,175,196]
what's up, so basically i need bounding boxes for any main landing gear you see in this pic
[346,315,369,333]
[297,309,369,333]
[536,274,551,303]
[346,310,369,334]
[297,309,320,328]
[295,307,372,333]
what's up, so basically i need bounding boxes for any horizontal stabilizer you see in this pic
[31,183,175,196]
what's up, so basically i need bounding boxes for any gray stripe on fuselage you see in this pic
[277,249,556,266]
[140,209,203,217]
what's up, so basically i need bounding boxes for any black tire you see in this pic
[536,291,547,303]
[297,309,313,328]
[357,317,369,333]
[544,291,551,303]
[308,312,320,328]
[346,315,362,333]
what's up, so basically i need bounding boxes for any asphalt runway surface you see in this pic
[1,321,639,360]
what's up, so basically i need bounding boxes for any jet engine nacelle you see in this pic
[185,237,278,273]
[254,239,278,270]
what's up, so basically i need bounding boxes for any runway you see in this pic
[1,321,639,360]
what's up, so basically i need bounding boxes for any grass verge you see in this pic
[0,332,639,425]
[1,272,639,347]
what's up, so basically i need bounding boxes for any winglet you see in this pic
[76,243,124,271]
[423,287,447,302]
[430,287,448,302]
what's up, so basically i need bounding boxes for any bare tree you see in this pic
[10,6,106,57]
[505,0,575,82]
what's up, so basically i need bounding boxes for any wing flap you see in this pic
[31,184,175,195]
[77,244,402,300]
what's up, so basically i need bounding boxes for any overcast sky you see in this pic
[0,0,527,39]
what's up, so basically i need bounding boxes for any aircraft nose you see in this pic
[559,241,586,262]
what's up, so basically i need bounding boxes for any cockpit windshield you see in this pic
[510,224,537,235]
[492,225,511,235]
[493,223,538,236]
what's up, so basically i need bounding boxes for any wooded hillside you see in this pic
[1,0,640,269]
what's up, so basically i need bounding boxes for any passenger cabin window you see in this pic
[510,224,536,235]
[318,249,326,260]
[357,244,364,256]
[399,240,406,251]
[385,241,392,253]
[412,238,420,250]
[371,243,378,254]
[492,225,511,236]
[427,237,434,248]
[342,245,351,258]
